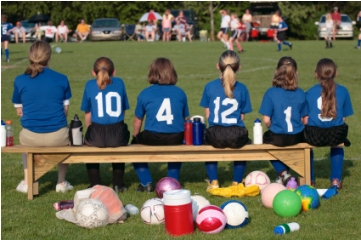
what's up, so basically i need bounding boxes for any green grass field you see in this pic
[1,40,361,240]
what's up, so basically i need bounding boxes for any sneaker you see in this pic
[275,176,283,184]
[276,171,292,186]
[331,178,342,189]
[311,181,315,187]
[289,43,292,50]
[113,183,127,193]
[16,180,28,193]
[355,46,360,49]
[6,59,9,63]
[206,179,219,191]
[136,183,153,192]
[238,49,244,53]
[56,180,73,193]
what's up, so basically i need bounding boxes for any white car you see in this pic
[315,14,356,39]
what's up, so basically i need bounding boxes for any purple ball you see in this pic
[155,177,182,198]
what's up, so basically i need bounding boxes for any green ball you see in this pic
[273,190,302,217]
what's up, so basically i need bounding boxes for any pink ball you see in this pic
[261,183,287,208]
[155,177,182,198]
[196,205,227,234]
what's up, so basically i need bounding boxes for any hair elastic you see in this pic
[101,66,107,70]
[226,64,232,68]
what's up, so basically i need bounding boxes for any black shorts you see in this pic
[263,130,304,147]
[205,125,250,149]
[277,31,286,41]
[1,35,10,42]
[220,28,230,34]
[303,124,349,147]
[44,37,53,43]
[231,30,239,39]
[85,121,130,148]
[131,130,183,146]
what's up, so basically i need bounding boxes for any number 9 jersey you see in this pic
[200,78,252,127]
[259,87,306,134]
[81,77,130,124]
[135,84,189,133]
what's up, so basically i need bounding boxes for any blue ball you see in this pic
[55,47,61,53]
[220,200,249,229]
[295,185,320,211]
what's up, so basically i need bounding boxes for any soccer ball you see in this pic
[220,200,249,229]
[140,198,165,224]
[196,205,227,234]
[76,199,109,228]
[295,185,320,211]
[244,170,271,191]
[273,190,302,217]
[261,183,287,208]
[191,195,210,221]
[55,47,61,53]
[155,177,182,198]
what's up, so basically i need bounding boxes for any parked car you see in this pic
[170,9,200,39]
[315,14,356,39]
[10,20,39,42]
[250,1,280,38]
[89,18,122,41]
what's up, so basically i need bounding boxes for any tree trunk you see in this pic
[209,2,215,41]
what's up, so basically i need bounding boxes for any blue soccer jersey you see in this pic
[135,84,189,133]
[278,21,288,29]
[200,78,252,127]
[305,83,353,128]
[1,22,13,36]
[81,77,130,125]
[259,87,306,134]
[12,68,72,133]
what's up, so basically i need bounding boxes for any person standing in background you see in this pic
[217,9,231,49]
[1,14,13,62]
[242,9,253,41]
[270,10,281,41]
[324,13,334,48]
[331,7,341,41]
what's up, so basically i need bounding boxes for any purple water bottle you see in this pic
[286,177,298,191]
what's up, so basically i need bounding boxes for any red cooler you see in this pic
[163,189,194,236]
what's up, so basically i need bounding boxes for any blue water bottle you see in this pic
[192,117,204,145]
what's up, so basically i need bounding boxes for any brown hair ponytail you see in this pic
[93,57,114,90]
[272,56,298,90]
[24,41,51,78]
[218,50,240,98]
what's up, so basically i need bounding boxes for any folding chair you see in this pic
[125,24,136,41]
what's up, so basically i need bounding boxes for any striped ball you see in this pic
[196,205,227,234]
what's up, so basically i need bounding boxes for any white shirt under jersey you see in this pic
[221,15,231,28]
[40,26,57,38]
[230,18,240,30]
[57,25,68,34]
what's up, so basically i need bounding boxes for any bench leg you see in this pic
[304,148,311,185]
[27,153,34,200]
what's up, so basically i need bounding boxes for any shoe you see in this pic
[136,183,153,192]
[56,180,73,193]
[238,49,244,53]
[277,49,282,52]
[355,46,360,49]
[311,181,315,187]
[6,59,9,63]
[289,43,292,49]
[16,180,28,193]
[206,179,219,191]
[276,171,292,186]
[331,178,342,189]
[113,183,127,193]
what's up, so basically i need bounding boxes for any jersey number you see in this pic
[156,98,174,124]
[283,106,293,132]
[95,92,122,118]
[213,97,238,124]
[317,97,333,122]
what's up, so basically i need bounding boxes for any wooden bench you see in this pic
[1,143,312,200]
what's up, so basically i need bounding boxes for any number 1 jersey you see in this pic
[81,77,130,125]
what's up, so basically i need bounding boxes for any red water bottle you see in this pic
[5,120,14,147]
[184,119,193,145]
[53,200,74,210]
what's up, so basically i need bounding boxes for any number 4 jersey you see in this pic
[259,87,306,134]
[81,77,130,124]
[200,78,252,127]
[135,84,189,133]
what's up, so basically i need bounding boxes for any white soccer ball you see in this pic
[55,47,61,53]
[220,200,249,229]
[76,199,109,228]
[244,170,271,191]
[191,195,211,221]
[140,198,164,224]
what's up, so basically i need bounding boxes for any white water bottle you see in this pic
[253,118,263,144]
[69,114,83,146]
[0,120,6,147]
[125,204,139,215]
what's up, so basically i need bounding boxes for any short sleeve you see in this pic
[199,85,209,108]
[64,77,72,100]
[12,77,22,104]
[80,84,90,112]
[343,88,354,117]
[240,87,252,114]
[122,82,130,111]
[183,92,190,118]
[134,94,145,119]
[259,89,273,117]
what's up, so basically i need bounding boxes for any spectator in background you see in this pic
[175,10,187,25]
[357,11,361,23]
[242,9,253,41]
[217,9,231,49]
[40,20,57,43]
[162,11,172,41]
[271,10,281,41]
[32,23,43,40]
[8,21,26,44]
[173,19,192,42]
[56,20,71,43]
[76,19,90,42]
[145,20,157,42]
[135,22,145,41]
[355,27,361,49]
[331,7,341,41]
[163,9,174,22]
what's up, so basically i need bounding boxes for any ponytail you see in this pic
[218,50,240,98]
[96,68,112,90]
[93,57,115,90]
[273,56,298,90]
[24,41,51,78]
[222,65,236,98]
[25,63,45,78]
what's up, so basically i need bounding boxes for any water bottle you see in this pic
[274,222,300,235]
[1,120,6,147]
[125,204,139,215]
[192,117,204,145]
[286,177,298,191]
[69,114,83,146]
[184,119,193,145]
[53,200,74,210]
[5,120,14,146]
[253,118,263,144]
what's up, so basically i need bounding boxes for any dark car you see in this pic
[170,9,200,39]
[89,18,122,41]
